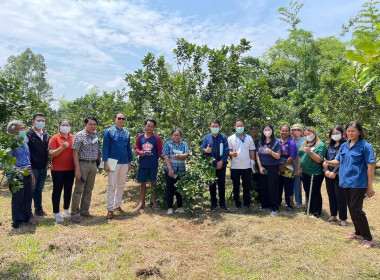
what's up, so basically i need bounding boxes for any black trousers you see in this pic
[51,170,75,214]
[165,171,183,208]
[325,176,347,220]
[259,165,279,211]
[231,168,251,207]
[302,173,324,215]
[209,167,226,207]
[9,175,32,227]
[343,188,372,241]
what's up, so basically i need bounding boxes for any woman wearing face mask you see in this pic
[6,120,35,229]
[256,124,281,215]
[49,120,75,222]
[323,126,347,226]
[298,127,327,218]
[162,129,189,215]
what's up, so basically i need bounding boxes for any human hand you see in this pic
[168,169,175,178]
[75,169,82,180]
[329,172,336,179]
[62,142,69,149]
[104,161,110,173]
[264,148,272,154]
[259,166,265,175]
[216,160,223,170]
[231,148,238,157]
[140,150,146,157]
[304,146,311,154]
[366,186,375,198]
[205,144,211,153]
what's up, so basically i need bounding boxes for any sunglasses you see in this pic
[117,117,126,121]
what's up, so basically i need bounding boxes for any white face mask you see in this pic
[263,130,272,137]
[306,133,315,142]
[60,126,71,133]
[331,134,342,141]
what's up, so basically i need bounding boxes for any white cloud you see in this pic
[105,76,125,89]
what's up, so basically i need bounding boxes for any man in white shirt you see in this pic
[228,120,256,212]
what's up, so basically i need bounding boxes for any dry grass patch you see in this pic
[0,174,379,279]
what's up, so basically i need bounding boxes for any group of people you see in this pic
[6,114,376,249]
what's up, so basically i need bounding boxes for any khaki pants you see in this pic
[106,164,129,211]
[71,161,97,215]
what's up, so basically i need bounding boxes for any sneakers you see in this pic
[71,214,81,223]
[178,207,185,214]
[63,209,71,218]
[35,210,48,216]
[107,211,114,219]
[285,206,294,211]
[270,210,278,215]
[167,208,174,215]
[220,205,229,211]
[54,213,64,223]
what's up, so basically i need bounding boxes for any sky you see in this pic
[0,0,369,104]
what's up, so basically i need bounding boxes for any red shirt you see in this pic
[49,133,75,171]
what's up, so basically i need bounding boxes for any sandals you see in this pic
[340,221,348,227]
[344,233,363,240]
[359,240,374,249]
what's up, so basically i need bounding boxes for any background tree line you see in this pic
[1,1,379,199]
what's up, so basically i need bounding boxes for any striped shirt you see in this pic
[162,140,189,173]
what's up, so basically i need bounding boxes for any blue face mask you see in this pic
[18,131,26,138]
[236,127,244,134]
[35,121,45,130]
[211,127,220,134]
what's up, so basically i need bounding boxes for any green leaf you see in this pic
[346,50,366,63]
[355,41,377,52]
[377,91,380,105]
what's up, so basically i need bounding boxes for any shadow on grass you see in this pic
[0,261,39,280]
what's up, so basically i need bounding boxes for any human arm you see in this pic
[134,134,145,157]
[73,149,81,180]
[256,150,265,175]
[49,136,69,158]
[163,155,174,178]
[102,130,111,172]
[366,163,375,198]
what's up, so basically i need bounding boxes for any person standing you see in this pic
[322,125,347,226]
[163,129,189,214]
[278,125,297,211]
[291,124,305,206]
[298,127,327,218]
[250,124,261,204]
[256,124,281,215]
[71,117,101,223]
[7,120,35,228]
[49,120,75,222]
[228,120,256,212]
[102,113,133,219]
[325,121,375,249]
[26,113,49,216]
[134,119,162,211]
[201,119,229,211]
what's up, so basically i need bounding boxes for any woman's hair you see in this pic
[59,119,72,126]
[346,121,365,140]
[280,124,291,132]
[171,129,182,136]
[328,125,346,146]
[260,124,276,148]
[7,120,23,134]
[300,126,320,149]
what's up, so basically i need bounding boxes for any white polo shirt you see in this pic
[228,133,255,169]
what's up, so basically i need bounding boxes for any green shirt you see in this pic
[298,141,327,175]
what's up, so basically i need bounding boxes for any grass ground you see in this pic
[0,174,379,280]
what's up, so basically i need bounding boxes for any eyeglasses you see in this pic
[117,118,126,121]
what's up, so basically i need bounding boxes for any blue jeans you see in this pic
[294,176,302,205]
[32,168,47,212]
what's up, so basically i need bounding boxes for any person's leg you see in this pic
[80,163,97,215]
[266,165,280,211]
[173,177,183,208]
[71,163,86,215]
[231,169,242,207]
[209,181,217,207]
[302,173,311,212]
[165,171,175,209]
[336,183,348,222]
[284,177,295,208]
[347,188,372,241]
[106,165,118,212]
[309,174,323,215]
[114,164,129,210]
[32,168,47,213]
[63,170,75,211]
[23,175,32,222]
[278,175,284,206]
[241,169,251,207]
[148,168,159,207]
[135,168,148,209]
[9,182,25,227]
[325,176,338,218]
[258,173,269,209]
[217,167,226,207]
[293,176,302,205]
[51,171,64,214]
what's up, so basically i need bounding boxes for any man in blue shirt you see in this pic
[201,119,229,211]
[102,113,133,219]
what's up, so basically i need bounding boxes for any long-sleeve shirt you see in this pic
[201,133,229,168]
[102,125,133,164]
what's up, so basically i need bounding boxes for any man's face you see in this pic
[115,114,126,126]
[85,119,97,133]
[32,116,45,128]
[251,126,259,136]
[145,121,155,133]
[280,127,290,138]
